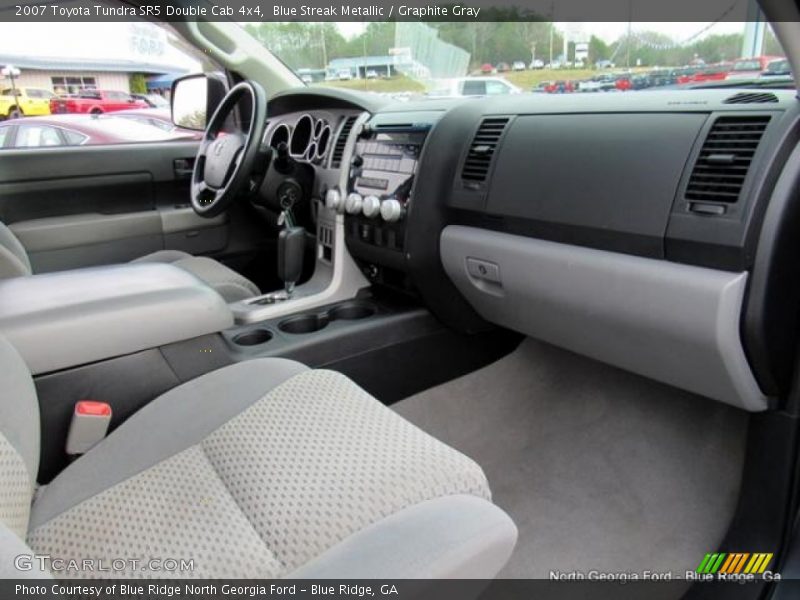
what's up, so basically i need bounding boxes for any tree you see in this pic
[588,35,609,65]
[129,73,147,94]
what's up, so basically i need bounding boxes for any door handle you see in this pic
[173,158,195,179]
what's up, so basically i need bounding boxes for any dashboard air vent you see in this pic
[724,92,779,104]
[331,116,357,168]
[461,117,510,182]
[685,115,770,204]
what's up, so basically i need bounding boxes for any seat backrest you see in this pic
[0,334,39,539]
[0,222,32,279]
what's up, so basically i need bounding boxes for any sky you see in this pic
[0,22,201,70]
[0,21,754,67]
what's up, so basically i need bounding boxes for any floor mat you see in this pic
[394,338,748,579]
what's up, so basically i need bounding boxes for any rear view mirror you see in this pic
[171,73,227,131]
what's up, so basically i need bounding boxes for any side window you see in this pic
[485,80,512,95]
[0,126,9,148]
[62,130,89,145]
[3,15,212,148]
[15,125,63,148]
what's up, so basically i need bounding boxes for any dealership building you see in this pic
[0,22,197,96]
[0,54,187,95]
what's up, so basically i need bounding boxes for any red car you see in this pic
[50,89,148,115]
[112,108,203,141]
[614,75,633,91]
[544,80,575,93]
[0,114,194,148]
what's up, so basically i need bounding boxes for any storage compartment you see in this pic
[440,224,767,412]
[278,301,377,335]
[0,263,233,374]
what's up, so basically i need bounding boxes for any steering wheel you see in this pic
[191,81,267,218]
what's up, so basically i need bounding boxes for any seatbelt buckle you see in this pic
[66,401,112,455]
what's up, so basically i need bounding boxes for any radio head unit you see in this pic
[350,130,426,204]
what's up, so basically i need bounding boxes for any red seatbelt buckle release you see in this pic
[66,401,112,455]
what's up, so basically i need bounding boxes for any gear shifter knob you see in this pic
[278,226,305,296]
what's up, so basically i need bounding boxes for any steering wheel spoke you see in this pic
[189,81,267,218]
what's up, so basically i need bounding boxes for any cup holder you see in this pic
[278,301,377,335]
[329,303,376,321]
[232,328,273,346]
[279,314,327,335]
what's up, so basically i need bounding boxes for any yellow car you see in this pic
[0,87,55,119]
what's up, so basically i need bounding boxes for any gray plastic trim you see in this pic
[9,211,161,252]
[441,225,767,412]
[0,263,233,375]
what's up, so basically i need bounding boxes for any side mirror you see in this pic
[171,73,227,131]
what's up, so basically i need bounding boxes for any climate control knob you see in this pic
[325,188,342,212]
[345,192,363,215]
[380,198,403,223]
[362,195,381,218]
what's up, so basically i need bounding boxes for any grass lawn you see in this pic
[320,74,426,94]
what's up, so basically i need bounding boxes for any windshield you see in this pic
[248,21,791,100]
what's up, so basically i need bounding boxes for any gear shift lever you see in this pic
[278,210,305,297]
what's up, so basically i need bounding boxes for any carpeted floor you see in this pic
[394,338,749,579]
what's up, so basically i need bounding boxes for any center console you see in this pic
[333,111,442,288]
[0,263,233,375]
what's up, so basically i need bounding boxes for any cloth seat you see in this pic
[0,222,259,303]
[0,335,517,579]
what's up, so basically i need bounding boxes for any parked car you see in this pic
[530,59,545,69]
[578,74,616,92]
[112,108,203,140]
[631,74,653,90]
[427,77,522,98]
[531,81,551,93]
[726,55,784,80]
[50,90,148,115]
[480,63,495,74]
[131,93,169,109]
[648,69,679,87]
[365,70,379,79]
[0,87,55,119]
[596,59,616,69]
[337,70,353,81]
[761,58,792,79]
[546,80,575,93]
[686,64,733,84]
[0,113,191,148]
[496,62,511,73]
[512,61,526,71]
[614,75,633,91]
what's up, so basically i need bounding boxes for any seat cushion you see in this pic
[0,221,32,279]
[132,250,259,303]
[27,361,493,578]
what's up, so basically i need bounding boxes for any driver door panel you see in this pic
[0,141,235,272]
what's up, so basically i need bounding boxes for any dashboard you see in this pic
[262,87,800,412]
